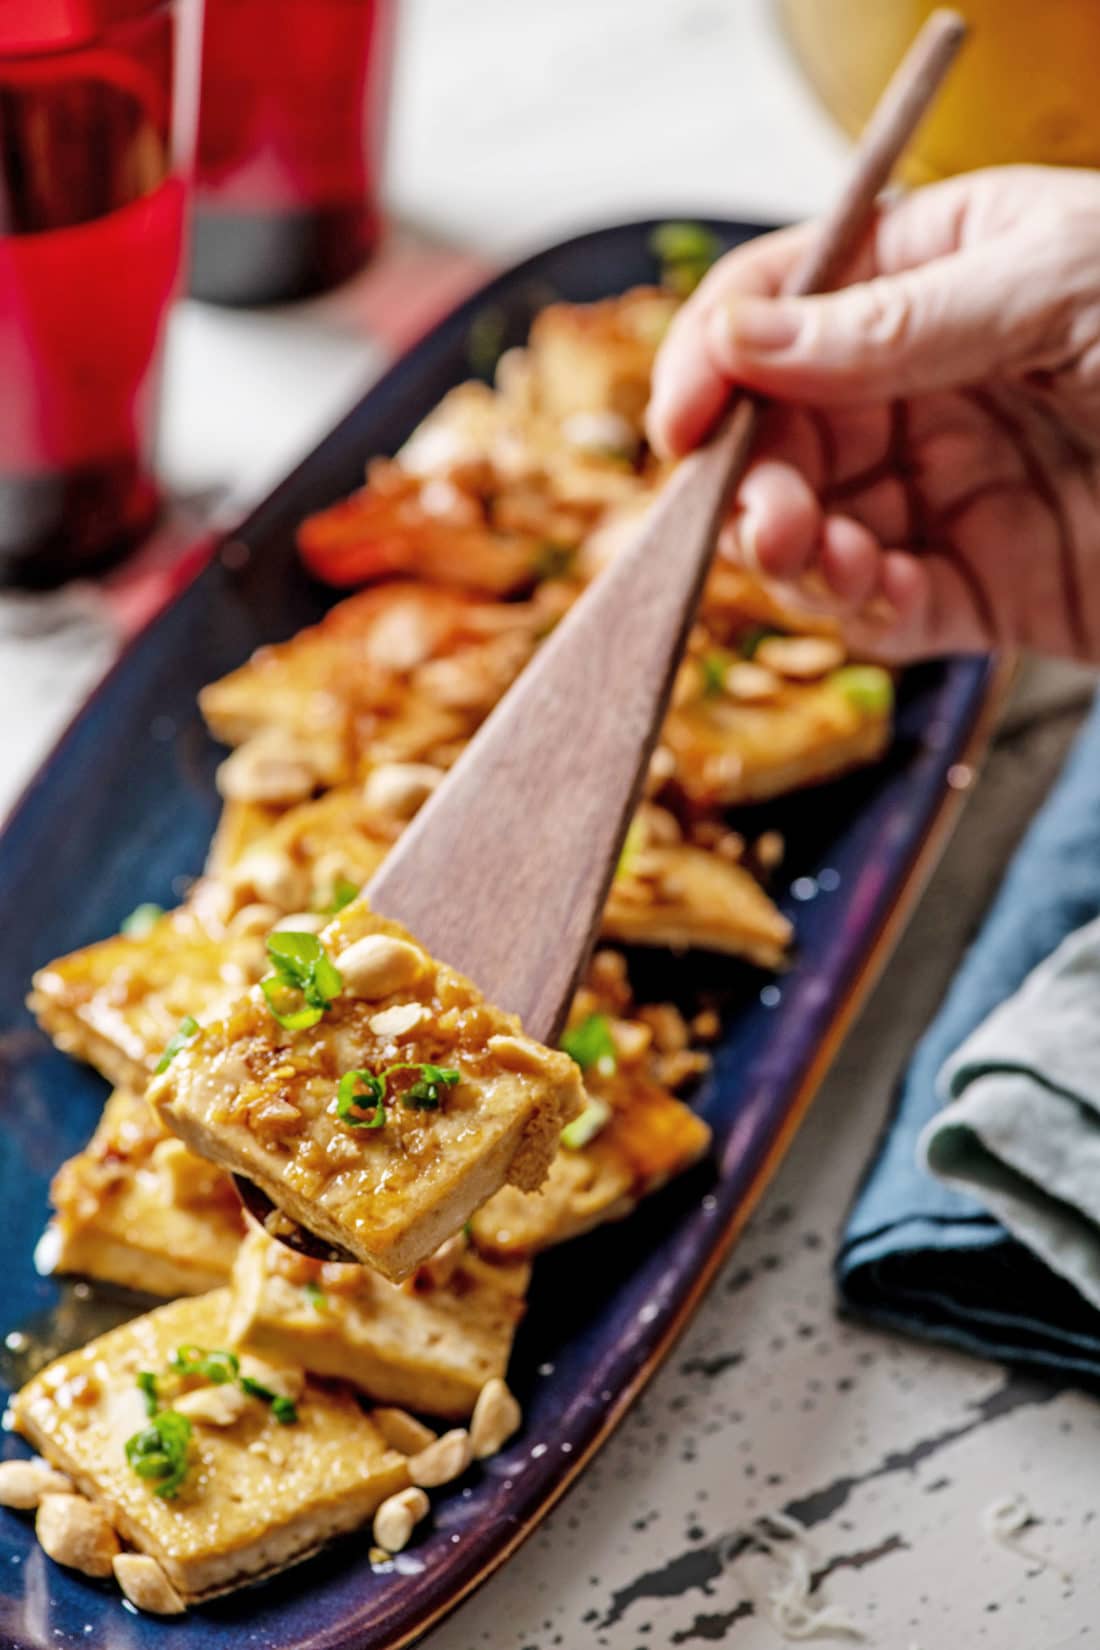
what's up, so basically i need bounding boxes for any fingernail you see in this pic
[712,295,800,356]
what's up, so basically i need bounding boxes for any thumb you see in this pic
[705,241,1043,404]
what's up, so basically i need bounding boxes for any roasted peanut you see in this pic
[338,935,426,999]
[362,763,441,821]
[372,1486,430,1554]
[754,635,845,680]
[723,661,781,702]
[217,738,317,805]
[0,1458,72,1510]
[371,1407,437,1455]
[175,1384,250,1427]
[36,1493,119,1578]
[407,1428,472,1488]
[469,1378,522,1459]
[113,1553,186,1615]
[369,1002,428,1038]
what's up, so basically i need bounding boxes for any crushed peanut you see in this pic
[337,935,426,1000]
[0,1458,72,1510]
[371,1407,437,1456]
[36,1492,119,1578]
[407,1428,473,1488]
[470,1378,522,1459]
[372,1486,430,1554]
[112,1553,186,1615]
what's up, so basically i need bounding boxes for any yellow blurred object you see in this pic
[779,0,1100,179]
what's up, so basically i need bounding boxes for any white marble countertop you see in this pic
[5,3,1100,1644]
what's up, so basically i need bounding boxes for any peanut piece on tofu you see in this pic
[337,935,426,999]
[36,1493,120,1577]
[372,1486,430,1554]
[0,1458,72,1509]
[174,1384,250,1427]
[362,763,441,820]
[407,1429,472,1488]
[113,1552,187,1615]
[469,1378,522,1459]
[371,1408,437,1456]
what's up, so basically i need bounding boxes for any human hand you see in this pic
[647,167,1100,662]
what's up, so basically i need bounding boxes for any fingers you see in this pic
[647,168,1065,457]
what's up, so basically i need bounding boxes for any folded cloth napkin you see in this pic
[836,690,1100,1380]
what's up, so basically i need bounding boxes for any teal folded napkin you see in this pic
[837,691,1100,1377]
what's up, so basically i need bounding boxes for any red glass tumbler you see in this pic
[0,1,199,586]
[190,0,395,307]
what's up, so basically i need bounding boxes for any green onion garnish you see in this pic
[240,1376,297,1425]
[154,1015,200,1074]
[320,877,359,916]
[829,665,894,715]
[737,626,775,660]
[169,1345,240,1385]
[303,1280,327,1312]
[261,932,343,1030]
[336,1063,461,1129]
[700,650,733,697]
[561,1096,613,1150]
[534,543,576,582]
[467,304,508,378]
[136,1370,159,1418]
[121,903,164,937]
[615,817,646,882]
[561,1012,618,1076]
[337,1069,387,1128]
[125,1410,192,1499]
[650,221,721,297]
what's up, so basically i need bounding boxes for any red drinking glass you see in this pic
[190,0,395,307]
[0,0,199,587]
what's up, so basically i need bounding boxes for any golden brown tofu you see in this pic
[663,671,893,810]
[198,582,554,790]
[604,805,793,966]
[12,1292,409,1603]
[228,1228,529,1420]
[28,902,267,1093]
[150,901,584,1282]
[525,286,679,433]
[44,1090,244,1298]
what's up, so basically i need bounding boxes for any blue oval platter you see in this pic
[0,219,1001,1650]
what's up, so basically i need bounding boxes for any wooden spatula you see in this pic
[238,8,967,1258]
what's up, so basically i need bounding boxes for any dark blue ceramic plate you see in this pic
[0,220,1000,1650]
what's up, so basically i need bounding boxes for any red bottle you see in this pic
[190,0,395,306]
[0,1,199,586]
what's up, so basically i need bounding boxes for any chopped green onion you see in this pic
[650,221,721,297]
[169,1345,240,1385]
[561,1013,618,1077]
[320,877,359,916]
[261,932,343,1030]
[125,1410,192,1499]
[336,1062,461,1128]
[829,664,894,715]
[400,1063,461,1110]
[534,542,575,582]
[136,1371,159,1418]
[337,1069,387,1128]
[561,1096,613,1150]
[700,650,733,697]
[615,817,646,881]
[737,626,775,660]
[121,903,164,937]
[467,304,508,378]
[154,1015,199,1074]
[240,1376,297,1425]
[303,1280,327,1312]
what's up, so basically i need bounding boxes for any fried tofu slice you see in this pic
[524,285,679,433]
[663,665,893,810]
[604,804,792,965]
[228,1228,529,1420]
[150,900,584,1282]
[45,1089,244,1297]
[28,902,268,1093]
[472,961,712,1259]
[11,1292,408,1603]
[199,581,566,798]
